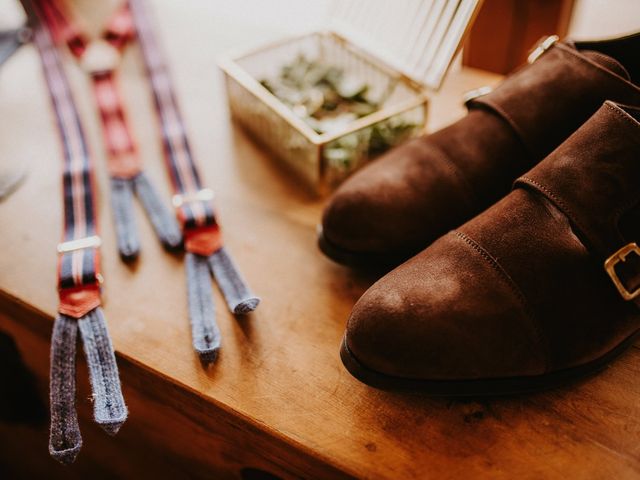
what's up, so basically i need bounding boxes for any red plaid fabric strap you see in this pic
[128,0,222,256]
[30,0,103,318]
[36,0,142,180]
[91,72,141,178]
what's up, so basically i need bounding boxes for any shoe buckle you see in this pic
[527,35,559,64]
[604,242,640,301]
[462,85,493,105]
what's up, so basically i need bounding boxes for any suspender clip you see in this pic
[172,188,215,208]
[57,235,102,254]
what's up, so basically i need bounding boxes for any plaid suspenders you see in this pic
[128,0,259,358]
[23,0,259,463]
[37,0,182,260]
[26,0,127,464]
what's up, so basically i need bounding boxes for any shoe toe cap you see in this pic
[321,140,470,259]
[344,232,547,382]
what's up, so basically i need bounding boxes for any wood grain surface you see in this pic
[1,1,639,478]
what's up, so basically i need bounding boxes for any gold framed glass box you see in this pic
[219,0,482,194]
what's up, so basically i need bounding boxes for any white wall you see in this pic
[569,0,640,39]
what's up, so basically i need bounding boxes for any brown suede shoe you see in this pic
[320,33,640,268]
[340,101,640,395]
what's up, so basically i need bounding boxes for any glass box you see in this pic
[219,31,429,194]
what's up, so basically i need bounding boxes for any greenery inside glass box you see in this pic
[260,55,420,176]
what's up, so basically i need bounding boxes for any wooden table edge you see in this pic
[0,289,358,479]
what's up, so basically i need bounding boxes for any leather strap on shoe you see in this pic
[466,39,640,163]
[27,0,127,463]
[129,0,259,360]
[514,101,640,302]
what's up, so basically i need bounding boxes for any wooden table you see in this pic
[1,1,639,478]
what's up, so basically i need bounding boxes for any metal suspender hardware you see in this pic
[57,234,102,253]
[172,188,215,208]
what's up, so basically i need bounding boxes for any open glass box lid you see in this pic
[219,0,483,194]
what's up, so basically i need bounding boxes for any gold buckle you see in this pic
[172,188,214,208]
[527,35,559,64]
[57,235,102,254]
[604,242,640,301]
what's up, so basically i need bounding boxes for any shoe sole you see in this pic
[340,331,640,396]
[317,227,408,269]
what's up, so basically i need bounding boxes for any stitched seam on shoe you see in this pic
[604,101,640,131]
[453,230,551,373]
[555,43,640,94]
[517,176,594,247]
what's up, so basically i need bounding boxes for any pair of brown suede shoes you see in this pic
[319,33,640,395]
